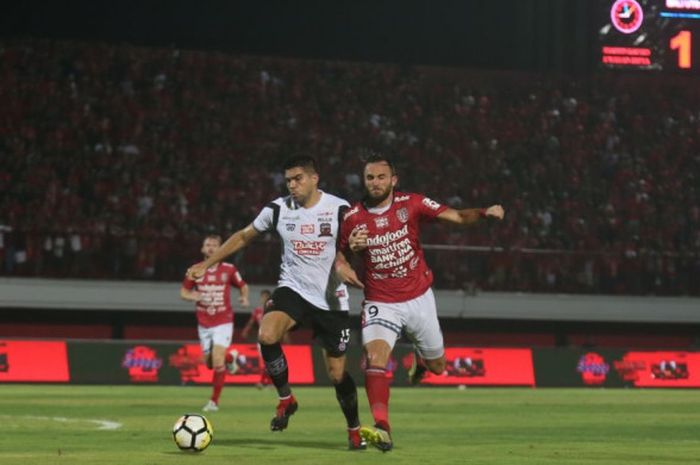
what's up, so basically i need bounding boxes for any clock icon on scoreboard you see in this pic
[610,0,644,34]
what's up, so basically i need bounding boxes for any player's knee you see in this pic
[257,327,281,346]
[327,367,345,384]
[365,351,390,369]
[426,357,446,375]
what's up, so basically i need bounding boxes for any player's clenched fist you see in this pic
[485,205,505,220]
[348,226,369,252]
[187,263,207,280]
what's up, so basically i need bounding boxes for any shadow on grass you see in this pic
[214,437,346,451]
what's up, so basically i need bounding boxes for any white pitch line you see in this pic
[0,415,123,430]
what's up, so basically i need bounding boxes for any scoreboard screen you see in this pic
[599,0,700,72]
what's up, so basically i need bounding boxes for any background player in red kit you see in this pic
[340,154,504,451]
[181,234,250,412]
[241,289,275,388]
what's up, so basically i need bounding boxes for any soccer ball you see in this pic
[172,414,213,452]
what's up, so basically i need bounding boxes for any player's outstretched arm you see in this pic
[335,251,365,289]
[187,224,259,279]
[180,287,203,302]
[438,205,505,225]
[238,284,250,307]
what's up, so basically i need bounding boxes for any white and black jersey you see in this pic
[252,191,350,311]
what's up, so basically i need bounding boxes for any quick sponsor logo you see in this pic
[343,206,359,220]
[422,198,441,210]
[292,240,328,255]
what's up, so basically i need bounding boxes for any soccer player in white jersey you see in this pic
[180,234,250,412]
[188,156,367,450]
[340,153,504,451]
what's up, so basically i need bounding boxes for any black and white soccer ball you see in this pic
[172,414,213,452]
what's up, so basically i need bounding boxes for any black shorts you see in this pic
[266,287,351,357]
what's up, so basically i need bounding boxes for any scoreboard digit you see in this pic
[599,0,700,72]
[670,29,692,68]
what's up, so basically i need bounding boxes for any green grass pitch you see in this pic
[1,384,698,465]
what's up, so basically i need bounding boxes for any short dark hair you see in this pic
[204,234,222,244]
[362,150,396,175]
[283,155,318,174]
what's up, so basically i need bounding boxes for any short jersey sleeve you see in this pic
[414,194,449,221]
[338,205,357,253]
[252,201,280,233]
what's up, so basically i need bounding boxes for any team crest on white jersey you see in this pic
[318,222,332,237]
[396,208,409,223]
[374,216,389,228]
[286,223,296,231]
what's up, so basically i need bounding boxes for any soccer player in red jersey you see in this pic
[340,154,504,451]
[241,289,275,388]
[181,234,250,412]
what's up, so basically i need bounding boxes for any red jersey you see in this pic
[340,192,448,303]
[182,262,247,328]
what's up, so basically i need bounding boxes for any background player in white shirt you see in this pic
[180,234,250,412]
[341,153,504,451]
[188,156,367,450]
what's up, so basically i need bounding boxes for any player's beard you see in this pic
[365,185,393,207]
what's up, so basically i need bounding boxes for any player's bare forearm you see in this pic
[438,205,505,225]
[180,287,201,302]
[201,224,258,268]
[238,284,250,307]
[335,251,364,289]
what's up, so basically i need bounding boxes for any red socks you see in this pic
[211,366,226,404]
[365,367,391,431]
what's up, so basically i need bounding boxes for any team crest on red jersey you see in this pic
[396,208,409,223]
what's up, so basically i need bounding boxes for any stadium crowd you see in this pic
[1,39,699,295]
